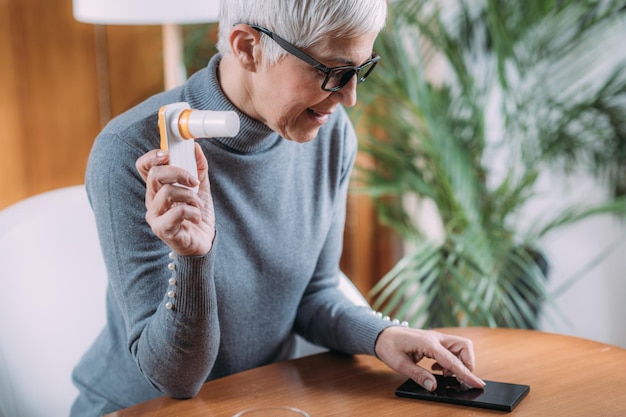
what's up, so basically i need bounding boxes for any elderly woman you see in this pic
[70,0,484,415]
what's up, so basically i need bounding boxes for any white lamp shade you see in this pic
[73,0,220,25]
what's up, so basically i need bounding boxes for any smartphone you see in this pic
[395,375,530,412]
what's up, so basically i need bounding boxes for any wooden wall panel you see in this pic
[0,0,162,210]
[6,0,101,199]
[0,0,28,207]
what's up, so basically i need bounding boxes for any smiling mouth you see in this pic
[308,108,332,118]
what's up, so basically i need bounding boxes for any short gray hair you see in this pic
[216,0,387,64]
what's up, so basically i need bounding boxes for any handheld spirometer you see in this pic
[158,102,240,189]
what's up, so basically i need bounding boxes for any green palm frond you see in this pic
[529,198,626,239]
[354,0,626,329]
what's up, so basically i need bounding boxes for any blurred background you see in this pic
[1,0,625,350]
[353,0,626,348]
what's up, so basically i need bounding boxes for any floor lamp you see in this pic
[72,0,220,90]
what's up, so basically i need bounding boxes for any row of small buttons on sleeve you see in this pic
[371,310,409,327]
[165,252,177,310]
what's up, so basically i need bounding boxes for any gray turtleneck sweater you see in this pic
[70,55,393,416]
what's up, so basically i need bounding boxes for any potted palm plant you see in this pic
[353,0,626,329]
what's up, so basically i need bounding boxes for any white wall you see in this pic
[530,171,626,348]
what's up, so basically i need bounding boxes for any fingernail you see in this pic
[190,177,200,186]
[460,381,472,391]
[157,150,167,158]
[424,379,434,391]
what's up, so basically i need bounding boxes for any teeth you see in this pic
[308,108,330,119]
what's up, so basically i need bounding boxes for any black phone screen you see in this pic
[395,375,530,412]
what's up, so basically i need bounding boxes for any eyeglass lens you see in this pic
[324,60,377,91]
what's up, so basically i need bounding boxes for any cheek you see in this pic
[270,98,308,136]
[266,89,317,124]
[254,63,328,136]
[264,64,320,108]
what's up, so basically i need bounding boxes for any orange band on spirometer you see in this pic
[178,109,195,140]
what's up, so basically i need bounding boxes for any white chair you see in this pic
[0,185,369,416]
[0,185,107,417]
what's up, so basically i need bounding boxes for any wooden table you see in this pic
[106,327,626,416]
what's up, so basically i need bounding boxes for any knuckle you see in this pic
[410,372,425,385]
[408,368,429,384]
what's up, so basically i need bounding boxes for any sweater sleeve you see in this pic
[293,110,394,355]
[86,129,220,398]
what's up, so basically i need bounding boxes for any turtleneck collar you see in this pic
[182,54,282,154]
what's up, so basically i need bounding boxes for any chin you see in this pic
[290,135,317,143]
[284,128,321,143]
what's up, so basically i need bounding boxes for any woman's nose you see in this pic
[332,76,358,108]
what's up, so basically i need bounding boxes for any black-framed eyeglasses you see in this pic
[243,23,380,92]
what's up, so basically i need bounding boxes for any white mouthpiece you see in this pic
[183,110,240,138]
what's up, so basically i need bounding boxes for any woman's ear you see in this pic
[229,24,261,72]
